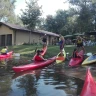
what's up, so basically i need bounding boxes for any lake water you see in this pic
[0,57,96,96]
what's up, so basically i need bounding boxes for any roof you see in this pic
[0,22,30,32]
[34,30,59,37]
[64,35,73,38]
[0,22,59,37]
[73,33,84,36]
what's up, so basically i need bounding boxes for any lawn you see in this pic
[4,44,96,58]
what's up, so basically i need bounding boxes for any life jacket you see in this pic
[1,48,7,53]
[34,55,44,61]
[77,39,82,44]
[59,40,63,44]
[42,37,47,42]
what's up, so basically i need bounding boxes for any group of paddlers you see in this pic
[34,33,85,61]
[58,35,85,58]
[0,34,85,61]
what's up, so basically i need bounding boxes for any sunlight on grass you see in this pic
[20,50,35,55]
[7,44,96,57]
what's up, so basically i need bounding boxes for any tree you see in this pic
[0,0,16,23]
[44,15,56,32]
[20,0,42,30]
[44,10,69,35]
[68,0,96,33]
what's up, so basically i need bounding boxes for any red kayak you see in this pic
[12,56,56,73]
[69,50,84,67]
[80,68,96,96]
[41,46,47,56]
[0,51,13,60]
[32,46,47,60]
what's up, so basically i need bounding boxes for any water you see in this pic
[0,57,95,96]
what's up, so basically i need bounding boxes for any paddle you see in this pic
[34,47,38,53]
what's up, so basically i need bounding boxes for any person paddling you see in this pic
[76,36,85,53]
[59,34,65,56]
[34,50,47,61]
[1,46,8,55]
[41,34,47,48]
[72,48,81,58]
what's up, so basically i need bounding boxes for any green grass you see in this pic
[5,44,96,58]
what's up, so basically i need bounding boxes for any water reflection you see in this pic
[11,66,84,96]
[0,57,96,96]
[0,59,7,69]
[11,69,41,96]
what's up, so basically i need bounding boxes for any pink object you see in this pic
[12,56,56,73]
[32,46,47,61]
[69,50,84,67]
[80,68,96,96]
[0,51,13,60]
[41,46,47,56]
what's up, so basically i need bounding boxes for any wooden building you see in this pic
[0,22,59,46]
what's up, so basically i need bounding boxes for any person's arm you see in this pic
[77,53,82,58]
[39,55,47,60]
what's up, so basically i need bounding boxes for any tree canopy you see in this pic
[20,0,42,30]
[0,0,16,23]
[1,0,96,36]
[41,0,96,35]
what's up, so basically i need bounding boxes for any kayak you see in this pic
[41,46,47,56]
[82,54,96,66]
[69,50,84,67]
[0,51,13,60]
[12,56,56,73]
[32,46,47,60]
[80,68,96,96]
[56,48,66,64]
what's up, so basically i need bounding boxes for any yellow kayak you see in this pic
[56,48,66,64]
[82,54,96,66]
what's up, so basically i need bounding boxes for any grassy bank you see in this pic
[5,44,96,58]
